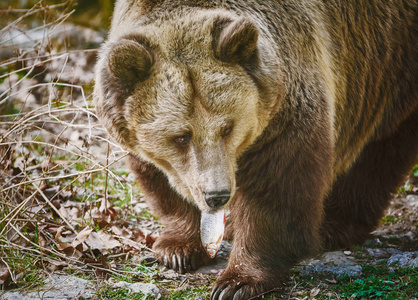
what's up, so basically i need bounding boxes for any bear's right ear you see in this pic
[212,17,259,65]
[107,38,154,85]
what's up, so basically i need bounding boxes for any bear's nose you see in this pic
[204,190,231,209]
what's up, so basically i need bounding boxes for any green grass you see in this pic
[381,215,402,225]
[412,164,418,177]
[337,265,417,299]
[1,250,47,289]
[96,287,147,300]
[96,285,211,300]
[116,263,159,284]
[167,286,210,299]
[397,162,418,195]
[139,211,158,220]
[291,263,418,300]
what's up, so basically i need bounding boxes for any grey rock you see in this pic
[111,281,160,297]
[298,251,362,277]
[1,275,94,300]
[387,251,418,268]
[366,247,402,258]
[406,194,418,207]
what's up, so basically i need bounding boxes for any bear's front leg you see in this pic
[128,154,212,273]
[211,123,333,299]
[211,198,319,299]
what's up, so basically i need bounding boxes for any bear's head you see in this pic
[94,10,281,212]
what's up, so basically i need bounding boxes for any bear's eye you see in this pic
[221,126,233,137]
[173,135,190,146]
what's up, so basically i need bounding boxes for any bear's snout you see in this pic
[204,189,231,209]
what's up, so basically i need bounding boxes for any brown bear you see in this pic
[94,0,418,299]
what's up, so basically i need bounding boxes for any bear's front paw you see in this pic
[211,270,281,300]
[153,235,212,274]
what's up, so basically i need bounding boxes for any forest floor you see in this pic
[0,3,417,299]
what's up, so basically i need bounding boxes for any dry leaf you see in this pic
[310,287,320,297]
[58,206,70,220]
[13,156,26,172]
[56,243,83,259]
[38,234,47,247]
[99,198,111,213]
[85,232,106,251]
[145,232,158,247]
[325,278,337,284]
[56,226,76,244]
[71,227,93,248]
[97,230,121,249]
[111,225,132,238]
[121,238,143,251]
[46,260,67,272]
[56,226,66,242]
[68,207,81,221]
[0,261,10,286]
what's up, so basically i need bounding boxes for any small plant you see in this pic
[96,287,146,300]
[337,265,418,299]
[381,215,401,225]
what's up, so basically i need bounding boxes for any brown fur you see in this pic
[94,1,418,299]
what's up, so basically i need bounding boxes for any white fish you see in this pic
[200,209,225,258]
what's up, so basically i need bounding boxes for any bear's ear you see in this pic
[213,17,259,64]
[108,38,154,84]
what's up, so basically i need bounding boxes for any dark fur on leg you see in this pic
[128,154,212,273]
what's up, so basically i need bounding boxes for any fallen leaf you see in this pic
[13,156,26,172]
[97,220,110,229]
[56,242,83,259]
[85,232,106,251]
[99,198,111,213]
[46,260,67,272]
[121,238,143,251]
[145,233,156,247]
[98,230,122,249]
[68,207,81,221]
[38,234,47,247]
[58,207,70,220]
[0,261,10,286]
[325,278,337,284]
[71,227,93,248]
[132,228,145,243]
[111,225,132,238]
[310,287,320,297]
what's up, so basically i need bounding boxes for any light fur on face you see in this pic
[95,10,280,211]
[129,49,261,211]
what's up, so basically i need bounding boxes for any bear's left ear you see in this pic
[212,17,259,64]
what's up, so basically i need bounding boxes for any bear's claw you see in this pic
[211,283,248,300]
[153,234,211,273]
[161,253,197,274]
[211,271,279,300]
[161,252,189,273]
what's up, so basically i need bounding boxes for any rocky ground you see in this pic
[1,190,417,299]
[0,121,415,291]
